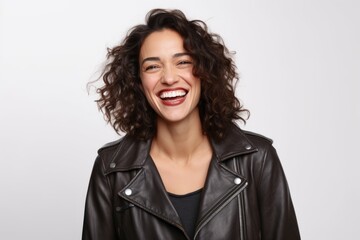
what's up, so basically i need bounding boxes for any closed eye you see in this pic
[177,60,193,69]
[145,65,160,71]
[178,60,192,65]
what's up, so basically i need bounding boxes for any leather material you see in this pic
[82,124,301,240]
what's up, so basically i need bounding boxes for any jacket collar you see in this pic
[210,123,257,161]
[100,123,258,234]
[102,123,257,174]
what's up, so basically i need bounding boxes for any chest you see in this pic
[109,155,255,240]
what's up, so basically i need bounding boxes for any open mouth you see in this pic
[158,89,188,100]
[157,89,188,106]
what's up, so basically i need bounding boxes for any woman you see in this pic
[82,9,300,240]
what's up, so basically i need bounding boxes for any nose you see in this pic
[161,65,178,85]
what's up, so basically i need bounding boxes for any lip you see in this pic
[157,88,188,106]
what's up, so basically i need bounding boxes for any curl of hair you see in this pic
[95,9,249,140]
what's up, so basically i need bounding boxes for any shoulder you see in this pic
[94,135,151,173]
[241,130,276,159]
[235,126,276,156]
[97,137,125,155]
[240,129,281,169]
[96,136,130,161]
[228,123,274,149]
[93,136,127,170]
[213,124,275,160]
[241,130,273,146]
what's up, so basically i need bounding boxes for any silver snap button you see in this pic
[234,178,241,185]
[110,163,116,168]
[245,145,252,150]
[124,189,132,196]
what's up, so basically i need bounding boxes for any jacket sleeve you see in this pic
[257,144,301,240]
[82,156,117,240]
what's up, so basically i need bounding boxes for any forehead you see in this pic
[140,29,185,58]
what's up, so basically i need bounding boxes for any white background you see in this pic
[1,0,359,239]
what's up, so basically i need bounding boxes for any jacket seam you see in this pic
[110,135,128,163]
[256,143,270,189]
[233,157,246,240]
[99,155,115,202]
[121,194,183,229]
[194,182,248,239]
[98,155,117,236]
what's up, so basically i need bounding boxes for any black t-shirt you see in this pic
[168,189,203,239]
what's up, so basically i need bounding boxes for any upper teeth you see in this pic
[160,90,186,99]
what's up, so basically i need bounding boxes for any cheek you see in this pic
[140,74,158,91]
[194,79,202,102]
[191,77,201,92]
[139,78,156,104]
[139,77,150,94]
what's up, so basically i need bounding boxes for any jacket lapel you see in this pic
[118,155,183,228]
[195,155,248,233]
[195,124,257,231]
[102,124,257,232]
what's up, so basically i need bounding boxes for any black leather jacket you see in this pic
[82,125,300,239]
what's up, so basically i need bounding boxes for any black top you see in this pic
[168,189,203,239]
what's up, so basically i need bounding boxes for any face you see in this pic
[139,29,201,124]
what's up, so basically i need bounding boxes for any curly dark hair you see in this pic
[95,8,249,140]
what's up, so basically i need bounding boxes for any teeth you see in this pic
[160,90,186,99]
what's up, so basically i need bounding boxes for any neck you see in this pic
[151,111,210,164]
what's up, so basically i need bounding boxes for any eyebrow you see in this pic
[141,52,191,66]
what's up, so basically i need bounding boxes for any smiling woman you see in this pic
[82,8,301,240]
[139,29,201,123]
[94,9,247,141]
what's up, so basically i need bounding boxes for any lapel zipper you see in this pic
[193,181,248,239]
